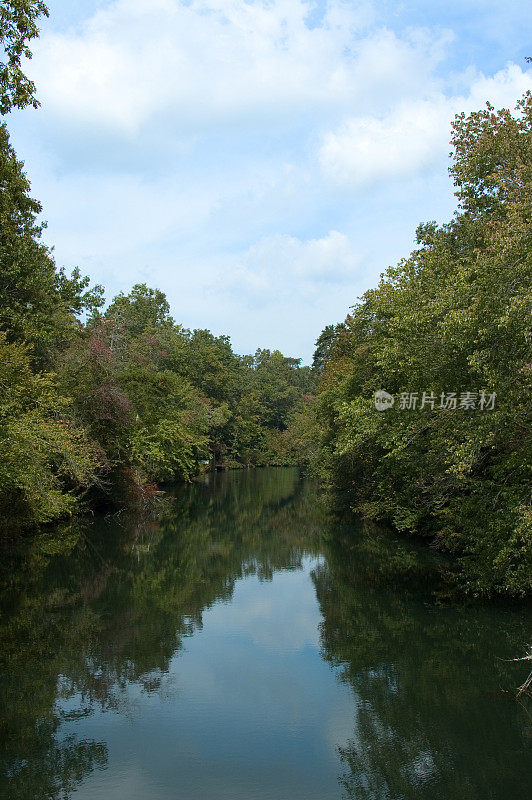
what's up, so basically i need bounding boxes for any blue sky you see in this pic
[9,0,532,361]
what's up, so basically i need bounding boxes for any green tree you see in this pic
[103,283,173,341]
[0,331,100,527]
[0,124,103,364]
[312,93,532,597]
[312,324,337,373]
[0,0,48,114]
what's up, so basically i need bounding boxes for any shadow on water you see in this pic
[0,468,530,799]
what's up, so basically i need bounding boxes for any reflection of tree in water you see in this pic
[313,521,532,800]
[6,469,528,800]
[0,468,324,799]
[3,736,107,800]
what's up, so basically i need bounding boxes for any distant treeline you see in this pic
[303,93,532,598]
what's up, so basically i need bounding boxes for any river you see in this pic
[0,468,530,799]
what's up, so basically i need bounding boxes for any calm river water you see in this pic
[0,468,530,799]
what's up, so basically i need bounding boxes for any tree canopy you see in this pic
[0,0,48,114]
[307,93,532,597]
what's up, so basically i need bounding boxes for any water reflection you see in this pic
[314,526,532,800]
[0,468,530,800]
[0,469,324,799]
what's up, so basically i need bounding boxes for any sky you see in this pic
[8,0,532,362]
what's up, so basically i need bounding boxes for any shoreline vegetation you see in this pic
[306,94,532,599]
[0,2,530,599]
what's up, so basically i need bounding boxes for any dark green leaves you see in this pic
[0,0,49,114]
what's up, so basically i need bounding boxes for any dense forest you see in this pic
[0,2,530,599]
[306,94,532,598]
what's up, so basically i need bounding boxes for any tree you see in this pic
[312,93,532,597]
[0,0,49,114]
[312,324,337,373]
[0,331,100,527]
[0,123,103,364]
[103,283,173,341]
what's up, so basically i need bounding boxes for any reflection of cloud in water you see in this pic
[202,556,322,653]
[63,558,353,800]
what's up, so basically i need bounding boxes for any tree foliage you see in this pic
[0,0,48,114]
[0,331,101,524]
[0,123,104,364]
[309,93,532,597]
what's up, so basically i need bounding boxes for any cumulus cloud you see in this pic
[318,63,532,186]
[12,0,532,361]
[221,231,364,305]
[30,0,448,134]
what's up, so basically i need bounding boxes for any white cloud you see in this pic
[205,563,322,652]
[13,0,532,363]
[319,100,450,186]
[318,63,532,186]
[30,0,449,134]
[223,230,364,304]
